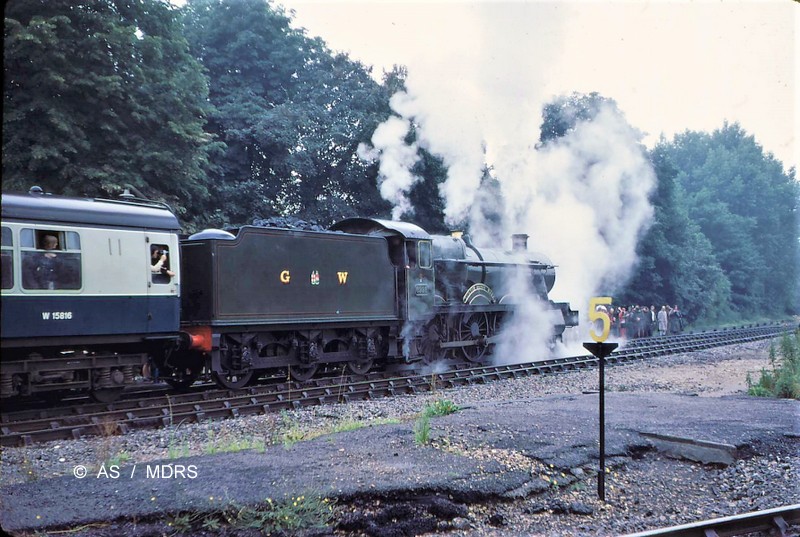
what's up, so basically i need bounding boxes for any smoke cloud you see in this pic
[360,3,656,359]
[357,115,421,219]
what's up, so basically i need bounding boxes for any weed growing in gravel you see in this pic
[165,494,336,535]
[204,434,266,455]
[422,398,460,418]
[20,456,38,482]
[747,330,800,399]
[165,427,190,459]
[280,414,402,449]
[414,399,460,445]
[94,417,121,468]
[429,372,439,393]
[414,414,431,445]
[106,451,131,467]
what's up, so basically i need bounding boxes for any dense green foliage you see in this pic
[618,145,732,322]
[622,125,798,321]
[181,0,394,227]
[664,125,798,317]
[3,0,219,225]
[626,127,799,320]
[747,330,800,399]
[3,0,797,322]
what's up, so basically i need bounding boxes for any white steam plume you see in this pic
[357,115,421,219]
[361,4,656,359]
[500,103,656,312]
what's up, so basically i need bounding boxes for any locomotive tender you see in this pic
[1,190,578,398]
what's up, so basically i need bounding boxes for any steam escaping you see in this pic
[492,265,563,364]
[357,114,421,219]
[359,4,656,360]
[501,102,657,357]
[503,102,656,312]
[388,90,487,224]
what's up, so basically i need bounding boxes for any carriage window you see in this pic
[150,244,174,284]
[1,227,12,289]
[21,229,82,290]
[20,228,35,248]
[65,231,81,250]
[418,241,432,269]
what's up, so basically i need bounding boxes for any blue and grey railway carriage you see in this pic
[1,191,182,401]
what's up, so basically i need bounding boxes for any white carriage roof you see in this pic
[1,192,181,231]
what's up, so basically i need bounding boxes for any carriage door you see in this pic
[145,234,180,333]
[405,239,434,321]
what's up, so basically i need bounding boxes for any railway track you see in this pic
[623,504,800,537]
[0,322,792,447]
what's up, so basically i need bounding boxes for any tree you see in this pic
[181,0,393,227]
[667,124,798,316]
[618,145,731,322]
[539,92,626,144]
[4,0,218,228]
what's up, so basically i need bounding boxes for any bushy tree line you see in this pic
[621,124,799,321]
[3,0,797,321]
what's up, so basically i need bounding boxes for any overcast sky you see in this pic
[277,0,797,173]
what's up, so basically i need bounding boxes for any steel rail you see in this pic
[0,322,793,446]
[622,504,800,537]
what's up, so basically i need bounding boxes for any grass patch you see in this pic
[414,414,431,445]
[106,451,131,467]
[280,414,402,449]
[166,494,335,535]
[204,434,266,455]
[747,330,800,399]
[167,438,190,459]
[414,398,460,445]
[421,398,460,418]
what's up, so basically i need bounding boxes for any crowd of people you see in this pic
[598,304,685,339]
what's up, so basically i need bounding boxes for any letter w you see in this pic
[42,312,50,320]
[337,272,348,284]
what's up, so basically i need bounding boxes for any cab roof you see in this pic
[330,217,430,240]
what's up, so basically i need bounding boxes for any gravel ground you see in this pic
[1,337,798,536]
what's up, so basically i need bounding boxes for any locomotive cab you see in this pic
[331,218,434,323]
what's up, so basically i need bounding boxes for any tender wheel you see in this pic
[211,370,254,390]
[166,368,200,391]
[288,364,318,382]
[346,360,373,375]
[458,312,491,362]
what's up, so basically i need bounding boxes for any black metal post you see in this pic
[599,351,605,501]
[583,341,618,502]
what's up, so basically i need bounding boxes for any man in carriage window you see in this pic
[23,234,61,289]
[150,244,175,283]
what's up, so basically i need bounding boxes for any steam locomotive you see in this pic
[1,190,578,400]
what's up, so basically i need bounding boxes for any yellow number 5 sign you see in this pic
[589,297,612,342]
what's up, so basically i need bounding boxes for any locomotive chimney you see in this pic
[511,233,529,252]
